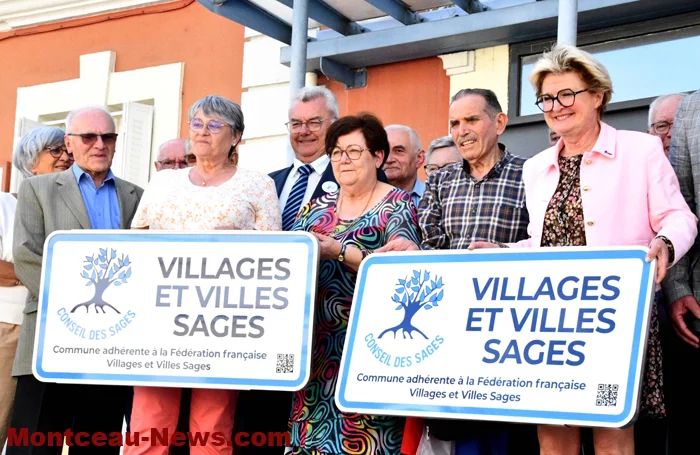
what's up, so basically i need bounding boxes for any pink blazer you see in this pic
[513,122,697,266]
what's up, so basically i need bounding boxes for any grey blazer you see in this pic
[663,91,700,321]
[11,170,143,376]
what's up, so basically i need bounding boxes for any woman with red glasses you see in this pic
[0,126,72,448]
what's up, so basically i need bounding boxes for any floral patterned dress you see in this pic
[289,188,421,455]
[540,155,665,418]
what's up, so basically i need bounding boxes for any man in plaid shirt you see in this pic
[420,88,529,249]
[382,89,537,455]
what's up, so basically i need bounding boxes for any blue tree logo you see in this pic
[71,248,131,314]
[378,270,444,340]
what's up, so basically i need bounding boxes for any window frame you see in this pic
[507,12,700,125]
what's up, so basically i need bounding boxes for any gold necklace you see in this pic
[336,180,377,219]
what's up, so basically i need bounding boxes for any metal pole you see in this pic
[557,0,578,46]
[289,0,310,95]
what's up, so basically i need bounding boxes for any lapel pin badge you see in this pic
[322,181,339,193]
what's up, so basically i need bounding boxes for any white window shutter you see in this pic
[114,102,154,189]
[10,118,44,192]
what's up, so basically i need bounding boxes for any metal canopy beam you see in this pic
[363,0,423,25]
[320,58,367,89]
[451,0,489,14]
[280,0,700,71]
[275,0,367,35]
[196,0,292,45]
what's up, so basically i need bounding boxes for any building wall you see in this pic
[239,30,451,180]
[323,57,451,167]
[0,0,245,185]
[443,45,510,111]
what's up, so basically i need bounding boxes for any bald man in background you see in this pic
[154,139,190,171]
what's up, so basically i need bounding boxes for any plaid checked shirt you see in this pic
[418,146,529,250]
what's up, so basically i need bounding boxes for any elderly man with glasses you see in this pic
[154,138,195,171]
[269,86,341,233]
[241,86,343,455]
[424,135,461,178]
[647,93,688,157]
[8,106,143,455]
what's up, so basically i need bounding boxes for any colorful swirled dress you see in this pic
[289,187,421,455]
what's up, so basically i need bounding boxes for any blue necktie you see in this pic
[282,164,313,231]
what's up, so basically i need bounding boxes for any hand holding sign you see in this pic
[34,231,318,391]
[335,247,656,427]
[645,237,669,283]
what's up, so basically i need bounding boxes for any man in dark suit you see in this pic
[270,86,341,228]
[9,106,143,454]
[238,87,339,455]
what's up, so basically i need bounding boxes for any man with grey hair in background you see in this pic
[661,90,700,454]
[424,135,461,178]
[384,124,425,207]
[8,105,143,454]
[648,93,687,156]
[154,138,191,171]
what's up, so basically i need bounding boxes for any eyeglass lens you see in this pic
[47,146,73,159]
[159,160,188,169]
[653,122,672,135]
[536,89,581,113]
[70,133,118,146]
[287,119,324,133]
[330,146,364,162]
[190,119,225,134]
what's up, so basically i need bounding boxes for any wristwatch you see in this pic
[338,243,348,262]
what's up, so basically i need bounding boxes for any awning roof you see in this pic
[197,0,700,88]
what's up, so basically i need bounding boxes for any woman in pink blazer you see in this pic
[471,45,696,454]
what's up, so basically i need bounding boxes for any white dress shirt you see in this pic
[278,155,331,211]
[0,192,28,325]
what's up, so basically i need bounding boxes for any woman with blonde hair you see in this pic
[470,45,696,454]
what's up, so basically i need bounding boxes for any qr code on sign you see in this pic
[596,384,618,407]
[276,354,294,373]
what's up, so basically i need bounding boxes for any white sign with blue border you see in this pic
[335,247,656,427]
[33,231,318,391]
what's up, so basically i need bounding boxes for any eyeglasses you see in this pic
[425,162,458,176]
[286,118,331,133]
[328,145,367,162]
[184,153,197,166]
[157,159,189,169]
[189,118,230,134]
[535,88,588,113]
[66,133,118,146]
[650,121,673,135]
[44,145,73,160]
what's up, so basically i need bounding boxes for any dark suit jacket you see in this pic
[12,170,143,376]
[269,162,389,200]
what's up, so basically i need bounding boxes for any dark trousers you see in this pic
[6,375,127,455]
[661,315,700,455]
[236,390,293,455]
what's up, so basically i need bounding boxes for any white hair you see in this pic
[13,126,65,178]
[385,124,422,152]
[65,105,116,133]
[289,86,340,119]
[157,139,188,160]
[648,93,688,127]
